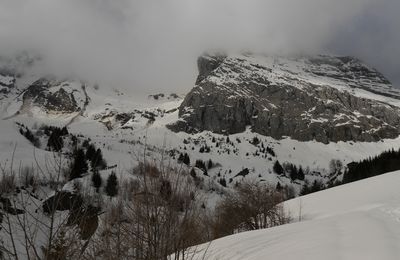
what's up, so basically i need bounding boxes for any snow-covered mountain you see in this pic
[190,170,400,260]
[170,53,400,143]
[1,52,400,194]
[2,51,400,259]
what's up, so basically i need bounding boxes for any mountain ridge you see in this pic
[169,53,400,143]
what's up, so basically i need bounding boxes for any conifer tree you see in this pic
[290,165,298,181]
[183,153,190,166]
[208,159,213,169]
[177,153,184,163]
[273,160,284,175]
[105,171,118,197]
[298,167,305,181]
[69,148,88,180]
[86,144,96,161]
[91,148,106,170]
[189,168,197,179]
[276,182,283,191]
[91,170,102,192]
[47,131,64,152]
[61,126,69,136]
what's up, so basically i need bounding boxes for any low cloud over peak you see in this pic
[0,0,399,94]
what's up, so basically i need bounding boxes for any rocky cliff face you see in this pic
[21,78,87,114]
[169,54,400,143]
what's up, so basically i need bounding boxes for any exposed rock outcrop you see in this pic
[21,78,86,114]
[169,54,400,143]
[43,191,100,240]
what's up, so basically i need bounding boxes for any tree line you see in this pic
[343,148,400,183]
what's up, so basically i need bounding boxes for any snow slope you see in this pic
[3,52,400,195]
[192,171,400,260]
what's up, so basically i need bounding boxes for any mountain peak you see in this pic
[169,53,400,143]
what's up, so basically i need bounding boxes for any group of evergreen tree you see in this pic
[195,159,207,172]
[219,178,227,187]
[343,148,400,183]
[46,126,69,152]
[86,143,107,170]
[19,127,41,147]
[266,146,276,157]
[251,136,260,146]
[288,164,305,181]
[91,170,118,197]
[194,158,215,173]
[105,171,118,197]
[47,132,63,151]
[273,160,305,181]
[273,161,284,175]
[300,180,324,195]
[69,148,88,180]
[199,145,211,153]
[177,153,190,165]
[69,144,107,180]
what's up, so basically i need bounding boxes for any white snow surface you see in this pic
[2,52,400,196]
[207,53,400,108]
[3,82,400,194]
[191,171,400,260]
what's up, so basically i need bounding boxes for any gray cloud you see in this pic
[0,0,399,95]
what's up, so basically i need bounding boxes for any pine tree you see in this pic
[273,160,284,175]
[177,153,184,163]
[82,139,90,148]
[195,160,206,171]
[208,159,213,169]
[290,165,298,181]
[190,168,197,178]
[47,131,64,152]
[69,148,88,180]
[91,148,106,170]
[61,126,69,136]
[86,144,96,161]
[183,153,190,166]
[276,182,283,191]
[219,178,227,187]
[298,167,305,181]
[300,182,310,195]
[105,171,118,197]
[91,170,102,192]
[252,136,260,145]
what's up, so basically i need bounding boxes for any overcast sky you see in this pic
[0,0,399,94]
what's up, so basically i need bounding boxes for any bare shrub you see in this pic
[213,181,290,238]
[20,166,38,189]
[84,162,211,260]
[0,151,95,260]
[0,173,16,193]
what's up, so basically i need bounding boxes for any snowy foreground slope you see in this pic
[192,171,400,260]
